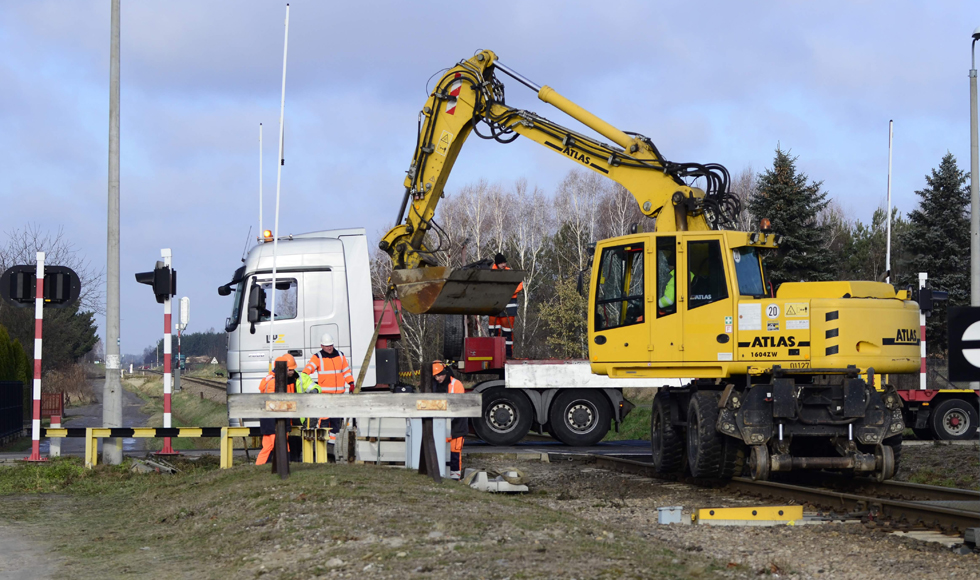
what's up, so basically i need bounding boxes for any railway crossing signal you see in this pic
[135,261,176,304]
[947,306,980,382]
[0,264,80,308]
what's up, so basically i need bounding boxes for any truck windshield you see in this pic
[225,279,246,332]
[732,247,765,297]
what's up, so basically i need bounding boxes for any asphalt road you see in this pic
[39,379,151,456]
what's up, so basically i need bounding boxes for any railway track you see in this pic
[581,453,980,535]
[143,369,226,391]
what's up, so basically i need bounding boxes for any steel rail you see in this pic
[584,454,979,534]
[143,369,225,391]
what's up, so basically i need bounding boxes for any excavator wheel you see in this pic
[686,391,730,479]
[651,392,684,474]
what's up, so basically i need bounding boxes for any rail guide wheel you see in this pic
[748,445,770,481]
[874,442,896,483]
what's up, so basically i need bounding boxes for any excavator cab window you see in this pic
[656,237,677,318]
[687,240,728,309]
[732,246,766,297]
[594,244,644,332]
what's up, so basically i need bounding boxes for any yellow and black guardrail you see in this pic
[41,426,330,470]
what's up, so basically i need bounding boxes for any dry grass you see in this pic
[43,364,95,407]
[0,457,731,579]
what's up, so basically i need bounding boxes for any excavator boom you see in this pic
[381,50,748,313]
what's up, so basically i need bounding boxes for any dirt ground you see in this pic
[0,452,977,580]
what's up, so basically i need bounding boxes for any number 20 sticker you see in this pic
[766,304,780,319]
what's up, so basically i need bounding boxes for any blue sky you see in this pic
[0,1,976,354]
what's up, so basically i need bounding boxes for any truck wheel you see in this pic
[548,389,611,447]
[686,391,728,479]
[651,392,684,474]
[443,315,465,361]
[930,398,979,440]
[472,388,532,446]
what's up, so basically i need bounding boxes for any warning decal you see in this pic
[436,130,454,156]
[445,73,462,115]
[785,303,809,318]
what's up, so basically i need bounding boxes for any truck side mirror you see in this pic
[217,284,232,296]
[247,284,267,324]
[577,270,587,298]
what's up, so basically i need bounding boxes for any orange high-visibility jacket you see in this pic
[491,263,523,299]
[303,350,354,394]
[258,373,296,394]
[446,376,464,395]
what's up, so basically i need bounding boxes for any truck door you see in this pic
[303,269,346,369]
[682,236,734,363]
[240,275,305,378]
[652,235,683,362]
[592,241,649,364]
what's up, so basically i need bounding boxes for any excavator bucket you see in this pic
[389,267,524,315]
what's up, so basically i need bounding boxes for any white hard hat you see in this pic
[320,332,335,347]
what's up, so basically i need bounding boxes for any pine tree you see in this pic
[899,152,970,355]
[749,147,834,287]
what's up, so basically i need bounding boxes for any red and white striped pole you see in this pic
[26,252,47,462]
[919,272,927,391]
[157,248,177,455]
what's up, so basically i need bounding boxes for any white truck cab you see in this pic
[221,229,378,423]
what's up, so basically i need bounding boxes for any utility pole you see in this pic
[970,27,980,391]
[102,0,123,465]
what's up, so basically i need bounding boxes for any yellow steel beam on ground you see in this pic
[693,505,803,526]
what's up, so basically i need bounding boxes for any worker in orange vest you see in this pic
[432,361,467,479]
[302,332,354,435]
[489,253,523,358]
[255,353,298,465]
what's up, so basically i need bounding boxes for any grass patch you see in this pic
[604,388,655,441]
[0,457,727,579]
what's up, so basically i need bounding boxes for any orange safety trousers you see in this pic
[255,434,290,465]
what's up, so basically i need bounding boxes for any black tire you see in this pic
[548,389,612,447]
[443,315,465,361]
[884,433,902,472]
[472,388,533,446]
[651,392,684,474]
[930,398,979,440]
[686,391,733,479]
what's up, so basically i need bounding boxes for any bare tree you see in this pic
[598,184,648,239]
[729,167,757,231]
[0,224,105,314]
[509,178,552,356]
[553,170,605,276]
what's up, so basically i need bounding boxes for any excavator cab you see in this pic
[389,266,525,315]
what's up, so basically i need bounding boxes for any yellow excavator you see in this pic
[381,50,923,481]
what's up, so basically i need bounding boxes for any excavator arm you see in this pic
[381,49,741,314]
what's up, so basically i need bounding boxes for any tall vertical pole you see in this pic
[259,123,263,235]
[969,34,979,392]
[158,249,177,455]
[268,4,290,367]
[919,272,928,391]
[25,252,46,462]
[102,0,123,465]
[885,120,893,285]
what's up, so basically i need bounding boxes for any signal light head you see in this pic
[760,218,772,233]
[263,230,273,242]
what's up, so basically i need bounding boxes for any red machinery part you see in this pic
[462,337,506,373]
